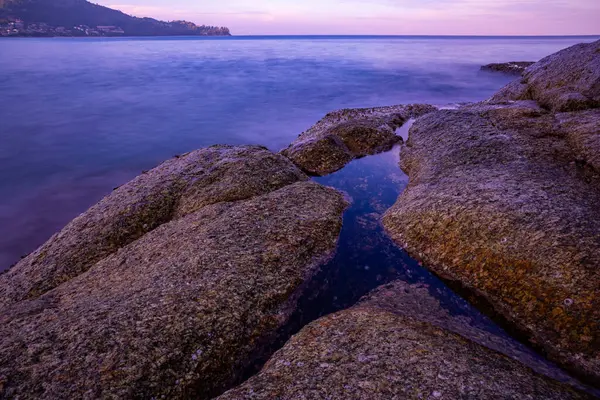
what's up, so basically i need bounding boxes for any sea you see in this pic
[3,35,600,270]
[2,35,599,270]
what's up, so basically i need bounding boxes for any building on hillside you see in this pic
[96,26,125,34]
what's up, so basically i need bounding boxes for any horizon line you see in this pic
[227,34,600,37]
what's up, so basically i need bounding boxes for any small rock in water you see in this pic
[481,62,535,76]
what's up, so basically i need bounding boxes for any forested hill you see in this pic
[0,0,231,36]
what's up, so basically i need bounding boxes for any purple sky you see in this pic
[99,0,600,35]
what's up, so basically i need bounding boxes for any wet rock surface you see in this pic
[218,281,592,400]
[383,100,600,384]
[481,61,535,75]
[490,40,600,111]
[0,148,348,399]
[0,145,307,309]
[281,104,437,176]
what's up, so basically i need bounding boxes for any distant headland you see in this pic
[0,0,231,37]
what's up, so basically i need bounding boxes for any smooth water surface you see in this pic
[1,35,598,269]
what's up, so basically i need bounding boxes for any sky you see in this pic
[99,0,600,35]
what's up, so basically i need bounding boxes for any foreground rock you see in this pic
[481,61,535,75]
[491,40,600,111]
[281,104,436,176]
[383,100,600,384]
[558,109,600,172]
[219,281,592,399]
[0,145,307,309]
[0,146,348,399]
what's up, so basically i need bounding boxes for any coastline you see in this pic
[0,37,598,399]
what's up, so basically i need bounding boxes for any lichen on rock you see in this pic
[281,104,437,176]
[557,109,600,172]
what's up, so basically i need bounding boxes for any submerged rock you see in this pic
[490,40,600,111]
[281,104,437,176]
[383,100,600,384]
[218,281,592,399]
[0,145,307,309]
[0,148,348,399]
[481,61,535,75]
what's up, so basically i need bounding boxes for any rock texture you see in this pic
[383,100,600,384]
[481,61,535,75]
[281,104,437,176]
[0,145,307,309]
[218,281,592,399]
[490,40,600,111]
[558,109,600,172]
[0,146,349,399]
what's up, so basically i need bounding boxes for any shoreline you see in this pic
[0,38,598,399]
[2,34,599,39]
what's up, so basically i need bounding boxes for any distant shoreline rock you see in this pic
[490,41,600,111]
[481,61,535,75]
[0,0,231,37]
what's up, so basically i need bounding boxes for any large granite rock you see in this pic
[0,147,349,399]
[490,40,600,111]
[558,109,600,172]
[481,61,535,76]
[0,145,307,309]
[383,101,600,385]
[218,281,592,399]
[281,104,437,176]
